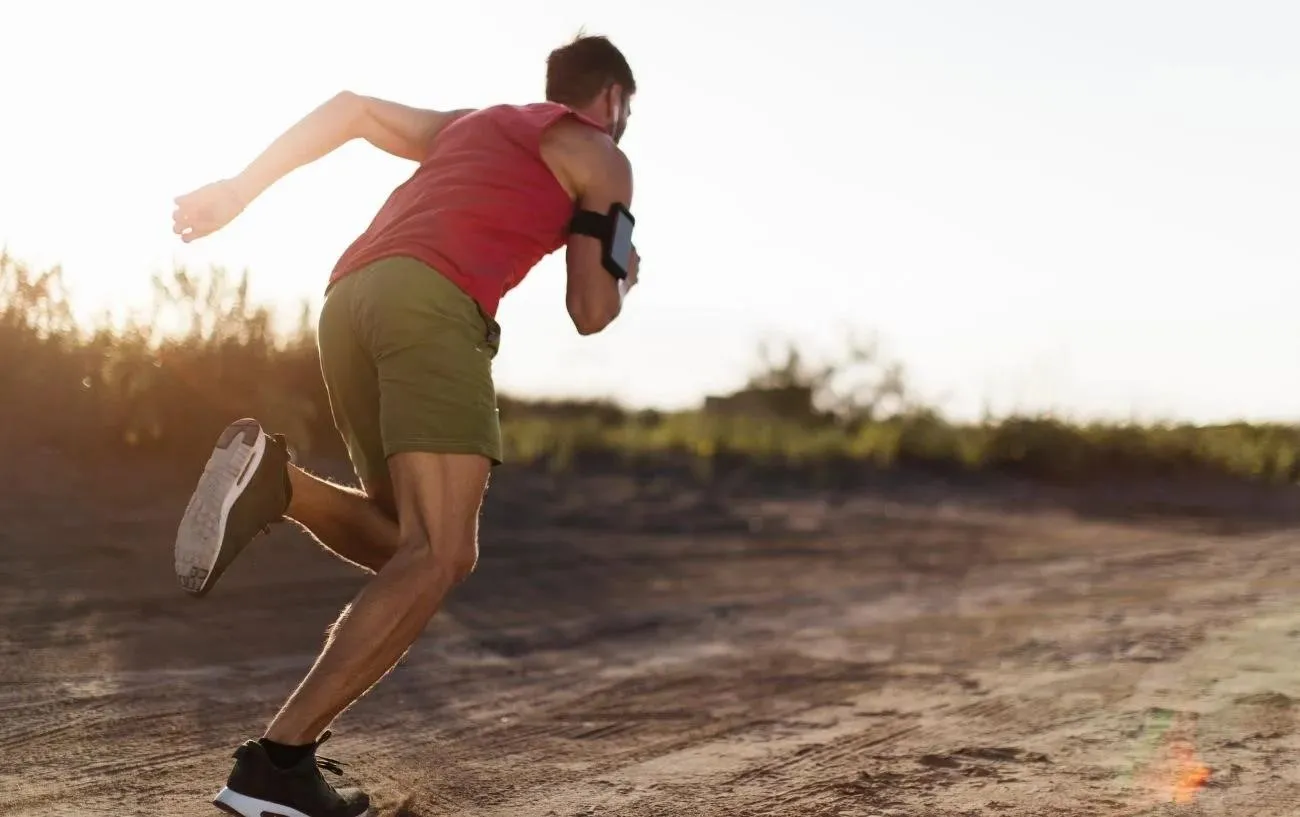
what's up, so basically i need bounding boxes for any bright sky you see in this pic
[3,1,1299,422]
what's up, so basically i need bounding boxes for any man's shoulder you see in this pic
[447,102,587,136]
[468,101,574,119]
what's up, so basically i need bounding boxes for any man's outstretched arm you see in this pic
[174,94,471,242]
[233,92,471,203]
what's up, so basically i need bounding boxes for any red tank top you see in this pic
[328,102,603,317]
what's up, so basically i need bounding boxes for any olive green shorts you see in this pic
[317,256,503,489]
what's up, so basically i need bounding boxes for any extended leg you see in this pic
[264,451,489,744]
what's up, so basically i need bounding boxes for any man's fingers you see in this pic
[173,186,214,242]
[174,209,212,242]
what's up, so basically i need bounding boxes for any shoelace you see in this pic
[315,755,346,776]
[313,729,344,777]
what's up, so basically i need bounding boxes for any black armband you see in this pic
[569,202,635,280]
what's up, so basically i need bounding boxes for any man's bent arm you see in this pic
[231,92,469,205]
[564,142,634,336]
[355,97,474,162]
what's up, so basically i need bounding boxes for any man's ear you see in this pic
[606,84,623,123]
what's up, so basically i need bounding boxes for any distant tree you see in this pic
[745,331,910,424]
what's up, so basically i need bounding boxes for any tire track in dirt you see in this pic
[443,532,1300,816]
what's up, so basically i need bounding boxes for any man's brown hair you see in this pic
[545,33,636,107]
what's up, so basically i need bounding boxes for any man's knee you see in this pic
[386,450,489,586]
[399,532,478,587]
[448,538,478,584]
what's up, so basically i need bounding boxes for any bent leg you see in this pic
[284,464,400,574]
[265,451,489,744]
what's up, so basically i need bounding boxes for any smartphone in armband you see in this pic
[569,203,636,281]
[607,204,635,280]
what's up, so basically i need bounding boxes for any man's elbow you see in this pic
[570,311,613,336]
[567,299,618,336]
[330,91,367,127]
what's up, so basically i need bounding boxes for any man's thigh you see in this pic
[317,270,386,496]
[319,256,503,498]
[387,452,491,549]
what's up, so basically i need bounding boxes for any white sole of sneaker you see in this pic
[213,787,374,817]
[174,419,266,596]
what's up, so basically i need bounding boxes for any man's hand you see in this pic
[172,178,249,243]
[622,245,640,295]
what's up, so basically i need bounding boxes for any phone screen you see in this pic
[610,209,635,274]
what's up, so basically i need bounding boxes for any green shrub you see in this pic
[2,252,1297,485]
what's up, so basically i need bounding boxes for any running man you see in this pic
[170,35,639,817]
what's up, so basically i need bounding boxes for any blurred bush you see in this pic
[3,251,1298,485]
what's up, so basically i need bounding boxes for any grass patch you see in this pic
[3,251,1298,484]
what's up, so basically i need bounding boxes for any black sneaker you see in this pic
[212,732,371,817]
[175,418,292,597]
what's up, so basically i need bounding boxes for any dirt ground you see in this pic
[5,447,1300,816]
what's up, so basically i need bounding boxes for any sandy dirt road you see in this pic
[4,450,1300,816]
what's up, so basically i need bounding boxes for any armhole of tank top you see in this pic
[535,111,591,203]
